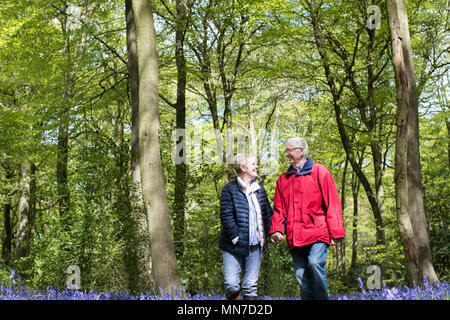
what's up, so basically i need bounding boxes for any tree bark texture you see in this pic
[57,2,73,217]
[15,161,36,260]
[126,0,155,294]
[131,0,181,294]
[386,0,438,283]
[173,0,188,258]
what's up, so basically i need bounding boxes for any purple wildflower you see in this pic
[0,269,448,300]
[357,277,364,289]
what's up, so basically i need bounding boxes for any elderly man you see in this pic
[269,137,345,300]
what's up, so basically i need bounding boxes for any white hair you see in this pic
[233,153,256,174]
[287,137,308,156]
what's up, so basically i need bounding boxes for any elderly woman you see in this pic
[219,153,273,300]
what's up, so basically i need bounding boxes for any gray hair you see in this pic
[233,153,256,174]
[287,137,308,156]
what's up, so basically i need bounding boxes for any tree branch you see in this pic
[159,94,176,109]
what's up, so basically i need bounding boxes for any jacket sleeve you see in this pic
[318,166,346,239]
[220,185,239,241]
[259,185,273,235]
[268,178,286,235]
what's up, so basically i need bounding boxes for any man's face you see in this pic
[284,141,305,166]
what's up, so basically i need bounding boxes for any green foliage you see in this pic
[179,205,223,294]
[16,205,127,292]
[421,108,449,281]
[259,242,299,297]
[174,163,224,294]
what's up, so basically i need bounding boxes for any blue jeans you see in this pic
[223,246,263,297]
[290,241,330,300]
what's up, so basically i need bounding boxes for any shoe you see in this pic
[226,291,241,300]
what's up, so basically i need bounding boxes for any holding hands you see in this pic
[270,232,284,243]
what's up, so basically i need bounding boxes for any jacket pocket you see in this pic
[284,215,288,234]
[308,212,326,228]
[307,213,315,225]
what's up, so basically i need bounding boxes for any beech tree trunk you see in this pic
[131,0,180,294]
[15,161,36,260]
[386,0,438,283]
[125,0,155,294]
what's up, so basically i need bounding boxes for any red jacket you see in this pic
[269,158,345,250]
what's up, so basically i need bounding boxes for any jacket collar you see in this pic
[236,177,260,195]
[285,157,313,177]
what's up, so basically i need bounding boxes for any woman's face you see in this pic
[241,157,258,180]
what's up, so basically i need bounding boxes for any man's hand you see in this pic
[330,238,342,246]
[270,232,284,243]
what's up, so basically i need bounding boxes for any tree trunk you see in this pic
[370,138,388,280]
[15,161,36,259]
[173,0,188,258]
[57,2,72,217]
[349,169,360,275]
[114,93,140,292]
[349,147,364,276]
[223,108,233,185]
[447,117,450,169]
[125,0,155,294]
[1,167,13,263]
[366,26,386,222]
[446,117,450,169]
[336,155,348,278]
[57,122,69,217]
[2,202,12,264]
[217,17,247,184]
[371,140,385,219]
[132,0,180,294]
[386,0,438,283]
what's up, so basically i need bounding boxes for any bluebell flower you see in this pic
[0,273,448,300]
[357,277,364,289]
